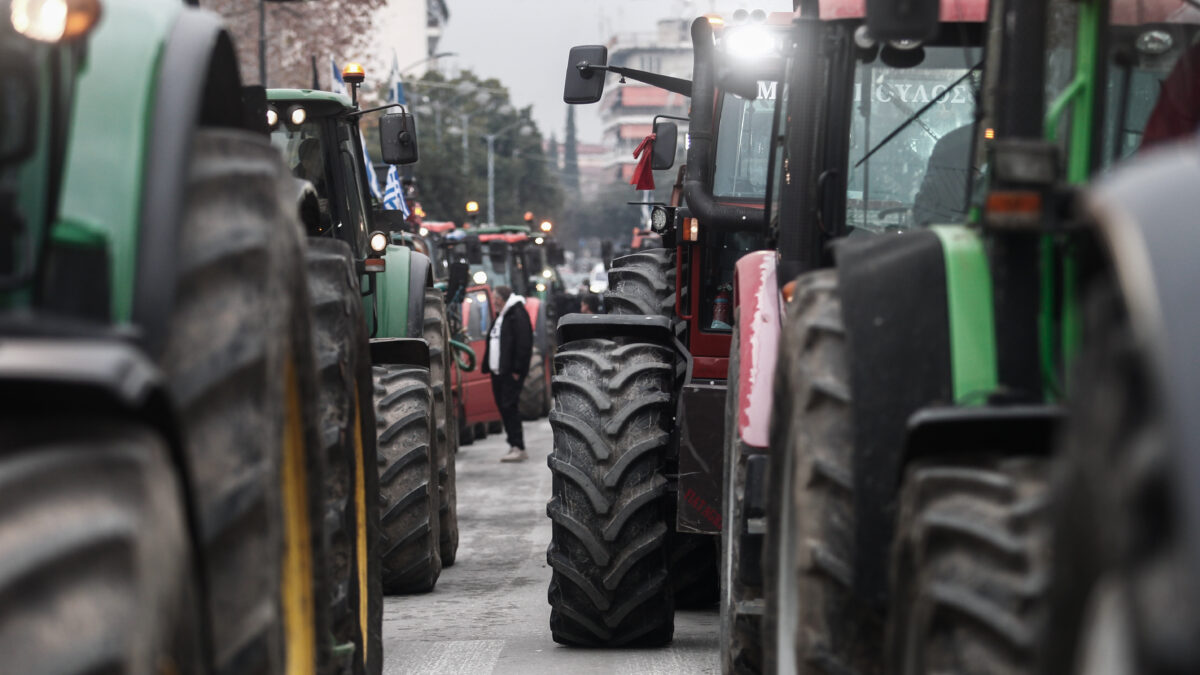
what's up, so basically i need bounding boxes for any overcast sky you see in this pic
[436,0,792,143]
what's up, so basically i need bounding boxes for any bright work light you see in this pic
[724,25,777,60]
[288,106,307,126]
[473,271,488,284]
[540,220,553,232]
[266,107,279,128]
[11,0,101,42]
[369,231,388,253]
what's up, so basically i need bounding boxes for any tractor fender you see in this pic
[406,250,434,338]
[902,405,1062,467]
[369,337,431,370]
[731,250,783,451]
[1085,137,1200,577]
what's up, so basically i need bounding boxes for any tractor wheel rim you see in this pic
[281,357,317,675]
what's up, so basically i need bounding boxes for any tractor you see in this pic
[758,0,1200,673]
[546,10,803,647]
[0,0,345,672]
[268,72,462,610]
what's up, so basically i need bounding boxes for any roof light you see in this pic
[725,25,777,60]
[465,201,480,214]
[419,227,429,236]
[288,105,307,126]
[342,62,366,84]
[540,220,553,232]
[473,270,488,284]
[704,14,725,26]
[11,0,101,42]
[266,107,279,128]
[984,128,995,140]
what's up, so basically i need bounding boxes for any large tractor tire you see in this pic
[423,289,459,567]
[604,249,676,321]
[0,417,205,674]
[161,129,330,675]
[306,238,382,675]
[721,308,764,673]
[763,270,880,675]
[1041,282,1198,675]
[519,348,551,420]
[373,365,441,594]
[887,456,1050,674]
[547,339,676,646]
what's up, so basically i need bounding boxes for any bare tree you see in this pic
[202,0,386,89]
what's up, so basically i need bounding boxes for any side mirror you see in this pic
[866,0,940,42]
[564,45,608,104]
[380,112,419,165]
[652,122,678,171]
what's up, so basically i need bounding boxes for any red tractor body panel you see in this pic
[732,251,783,450]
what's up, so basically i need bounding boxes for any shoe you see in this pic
[500,447,528,463]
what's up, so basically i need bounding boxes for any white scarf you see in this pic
[489,294,524,372]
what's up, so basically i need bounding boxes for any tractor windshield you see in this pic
[713,83,778,200]
[847,46,983,232]
[271,117,371,252]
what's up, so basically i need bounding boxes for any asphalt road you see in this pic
[382,417,720,674]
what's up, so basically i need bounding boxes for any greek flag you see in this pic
[361,135,383,201]
[387,51,407,106]
[330,57,347,96]
[382,165,410,216]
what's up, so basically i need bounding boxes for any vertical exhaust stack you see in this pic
[682,17,766,232]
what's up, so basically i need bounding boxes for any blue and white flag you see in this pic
[330,57,347,96]
[362,134,383,201]
[387,51,407,106]
[382,164,411,216]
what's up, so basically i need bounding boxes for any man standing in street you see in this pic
[482,285,533,462]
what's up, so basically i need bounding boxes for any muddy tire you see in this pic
[0,417,205,674]
[162,129,329,675]
[887,457,1050,675]
[763,270,880,675]
[374,365,441,594]
[519,348,550,420]
[547,339,675,646]
[475,422,488,439]
[1041,282,1198,675]
[722,308,764,673]
[423,289,459,568]
[306,238,382,674]
[604,249,676,320]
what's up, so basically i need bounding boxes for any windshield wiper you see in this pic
[854,61,982,169]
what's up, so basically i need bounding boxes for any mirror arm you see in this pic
[576,63,693,97]
[345,102,409,119]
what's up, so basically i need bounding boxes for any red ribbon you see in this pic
[630,133,657,191]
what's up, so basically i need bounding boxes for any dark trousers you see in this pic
[490,373,525,450]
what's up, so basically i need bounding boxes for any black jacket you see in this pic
[482,298,533,378]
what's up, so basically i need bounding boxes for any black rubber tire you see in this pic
[305,238,382,675]
[161,129,330,675]
[423,289,459,568]
[374,365,442,594]
[763,270,880,675]
[519,348,549,420]
[487,420,503,435]
[547,338,676,646]
[0,416,206,675]
[458,401,476,447]
[475,422,488,439]
[604,249,676,319]
[721,308,764,674]
[887,456,1050,675]
[1041,282,1198,675]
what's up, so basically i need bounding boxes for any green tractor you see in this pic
[759,0,1200,672]
[267,77,462,605]
[0,0,344,672]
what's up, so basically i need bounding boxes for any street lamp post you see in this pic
[483,118,533,225]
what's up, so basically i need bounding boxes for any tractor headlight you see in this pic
[536,283,547,292]
[542,269,553,279]
[651,206,669,233]
[369,231,388,253]
[266,107,279,128]
[473,270,487,285]
[11,0,101,43]
[288,105,307,126]
[534,236,544,245]
[419,227,429,236]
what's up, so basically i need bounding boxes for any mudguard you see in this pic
[556,313,678,348]
[54,0,248,354]
[1085,137,1200,591]
[732,251,782,451]
[371,245,433,339]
